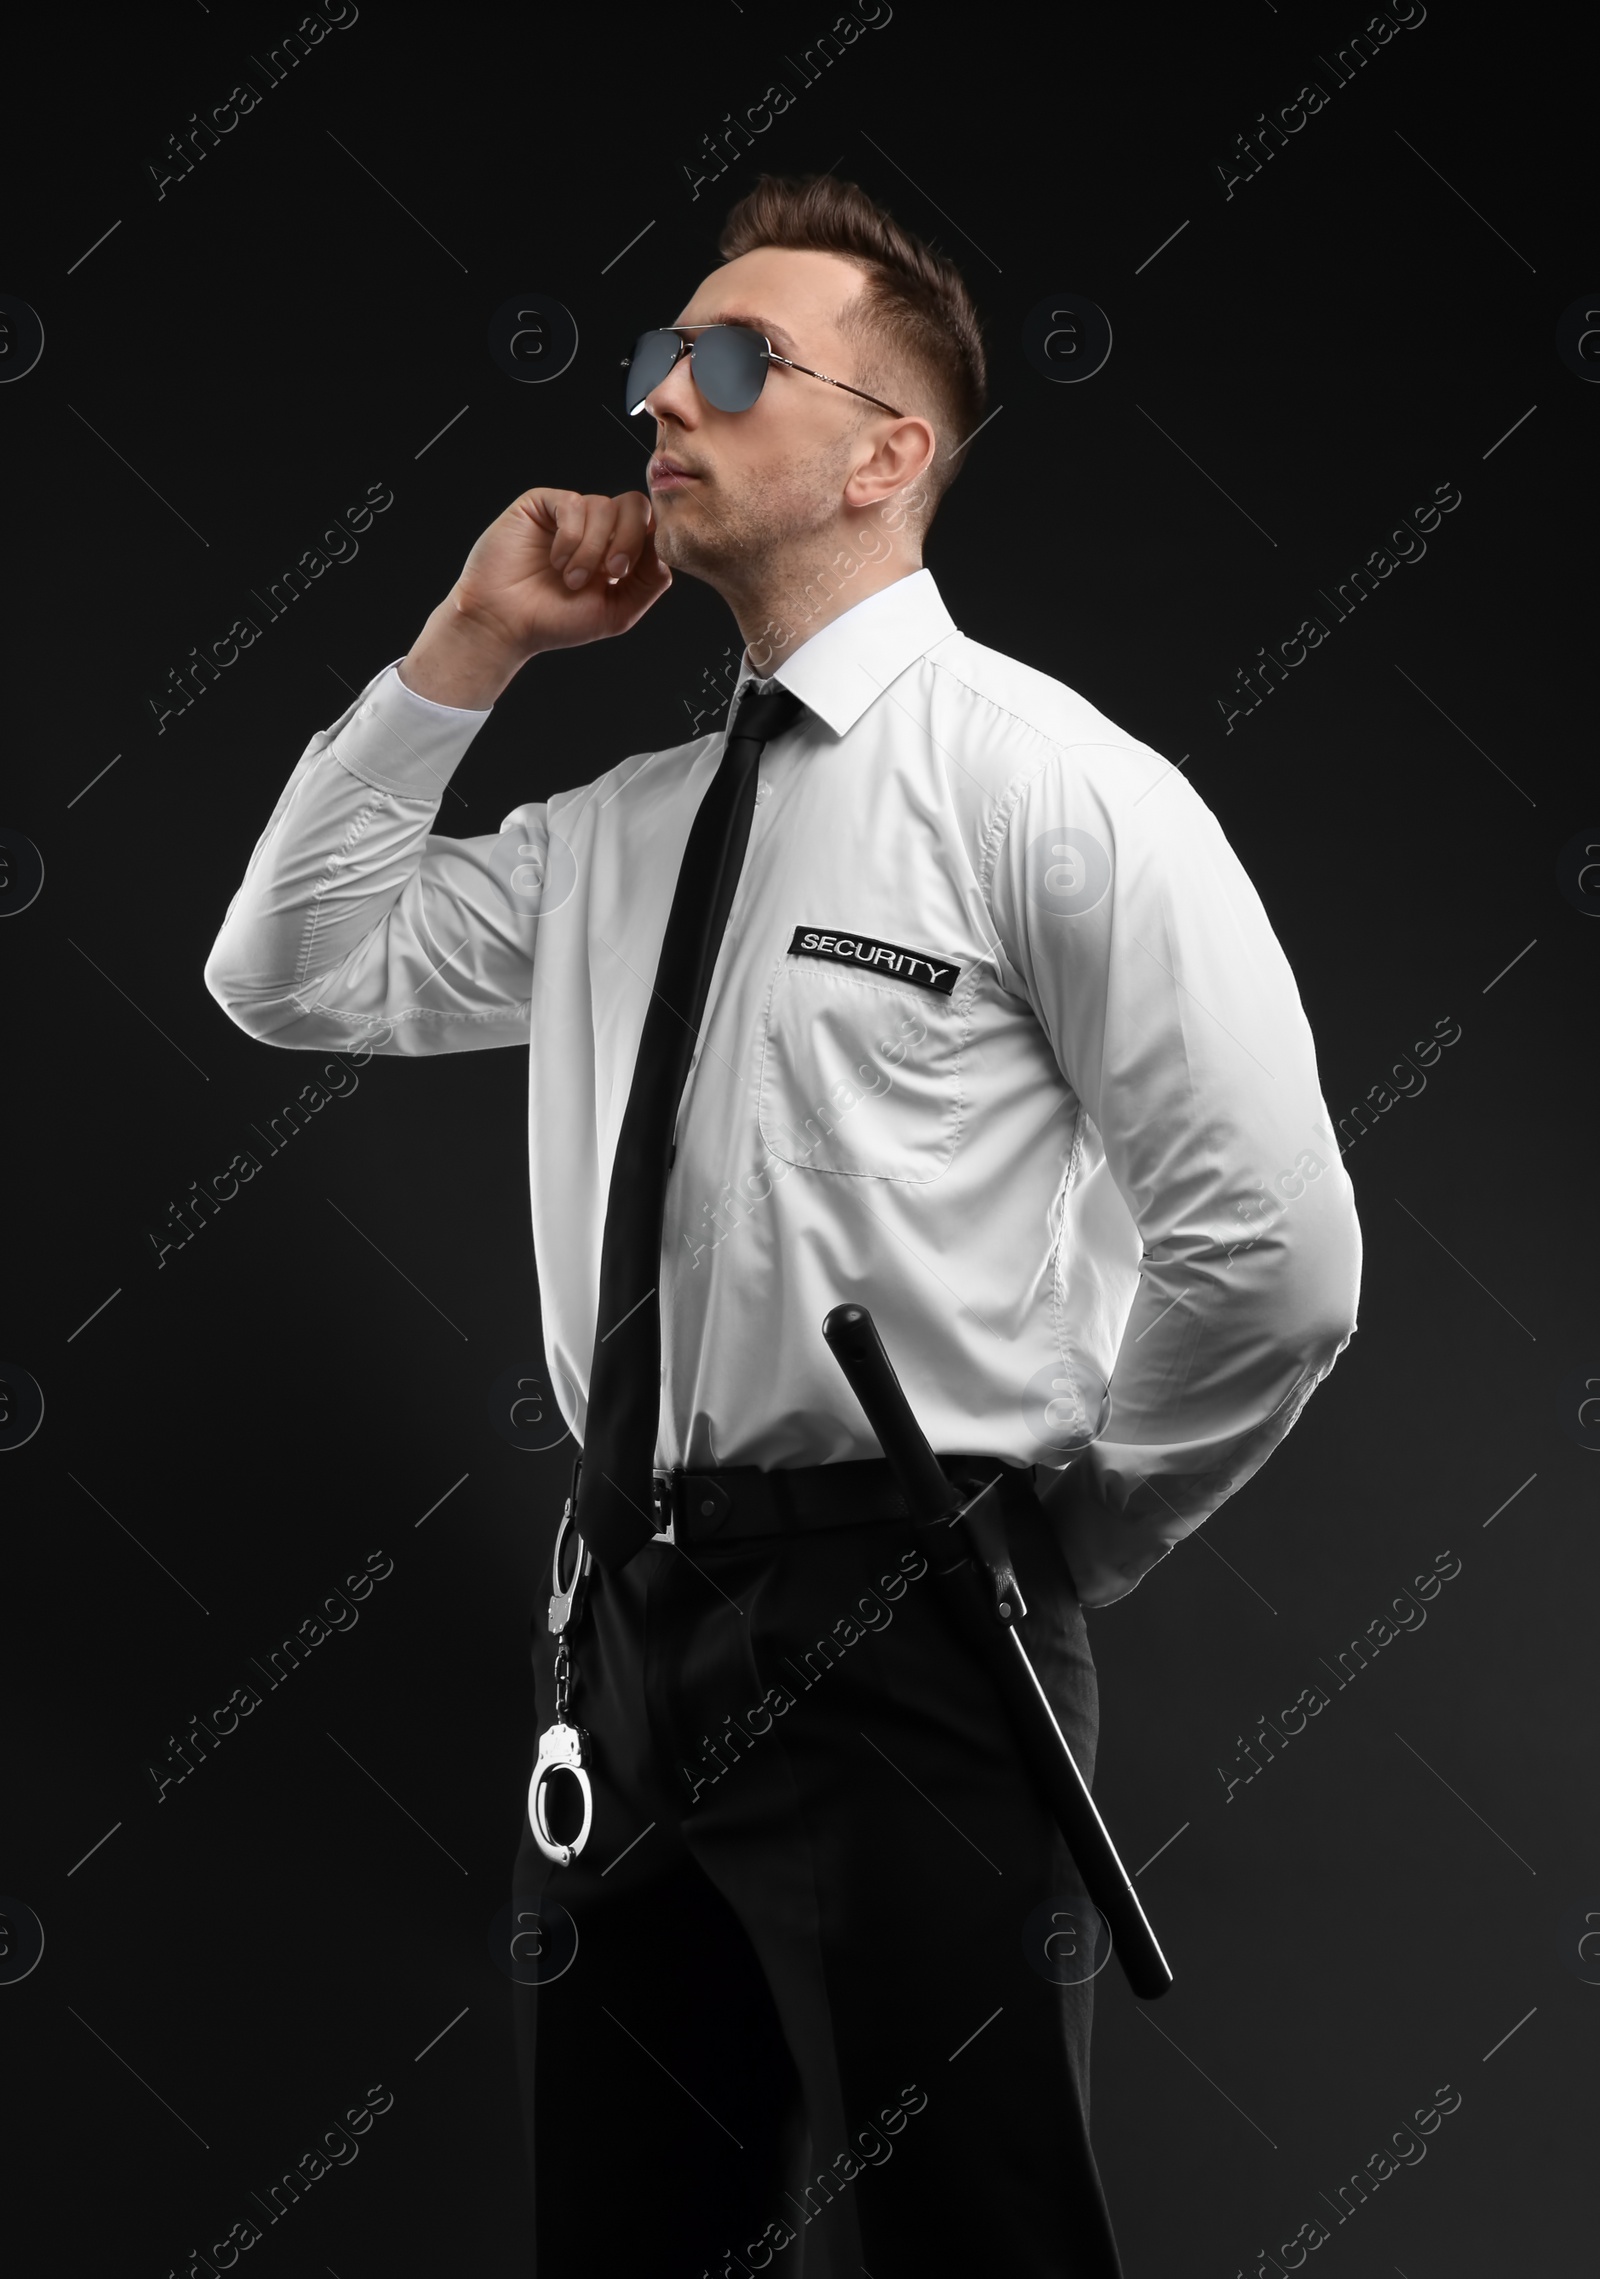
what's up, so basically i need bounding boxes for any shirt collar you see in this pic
[726,568,957,740]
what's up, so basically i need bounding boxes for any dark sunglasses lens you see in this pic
[624,331,681,415]
[692,325,767,412]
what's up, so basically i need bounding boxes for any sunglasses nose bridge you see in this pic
[654,356,703,428]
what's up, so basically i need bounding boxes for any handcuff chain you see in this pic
[528,1463,596,1867]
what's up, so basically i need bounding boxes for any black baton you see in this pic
[822,1302,1174,2002]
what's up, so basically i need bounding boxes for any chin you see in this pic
[653,527,722,580]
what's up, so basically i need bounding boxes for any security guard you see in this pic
[205,174,1361,2277]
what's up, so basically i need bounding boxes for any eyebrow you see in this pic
[676,309,801,356]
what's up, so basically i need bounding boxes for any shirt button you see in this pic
[754,779,772,805]
[700,1498,715,1517]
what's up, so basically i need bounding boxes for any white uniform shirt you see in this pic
[204,568,1361,1597]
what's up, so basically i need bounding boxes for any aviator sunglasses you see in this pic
[621,322,903,419]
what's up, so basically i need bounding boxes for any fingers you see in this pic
[605,490,655,584]
[612,520,672,612]
[546,491,654,589]
[544,493,592,581]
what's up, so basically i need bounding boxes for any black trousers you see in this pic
[508,1461,1125,2278]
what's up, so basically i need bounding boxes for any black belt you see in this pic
[648,1453,1039,1547]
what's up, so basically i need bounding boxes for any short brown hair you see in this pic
[717,173,987,530]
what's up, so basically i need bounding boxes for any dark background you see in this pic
[3,3,1595,2273]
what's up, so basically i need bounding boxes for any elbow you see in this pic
[1293,1181,1363,1364]
[1228,1166,1361,1367]
[1309,1287,1360,1372]
[201,934,239,1020]
[201,934,258,1036]
[201,934,303,1047]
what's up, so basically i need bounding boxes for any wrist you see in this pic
[1035,1467,1164,1610]
[400,595,534,710]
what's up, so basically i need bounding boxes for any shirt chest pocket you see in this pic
[756,959,968,1183]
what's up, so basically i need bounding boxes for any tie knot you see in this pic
[730,678,804,749]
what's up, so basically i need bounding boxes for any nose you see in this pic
[642,346,700,428]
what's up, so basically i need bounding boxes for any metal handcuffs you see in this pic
[527,1491,595,1867]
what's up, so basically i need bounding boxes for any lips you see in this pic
[650,458,701,488]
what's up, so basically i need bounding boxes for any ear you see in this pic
[844,413,938,508]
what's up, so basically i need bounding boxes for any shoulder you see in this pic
[922,630,1174,813]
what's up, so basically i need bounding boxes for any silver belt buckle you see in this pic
[651,1471,676,1545]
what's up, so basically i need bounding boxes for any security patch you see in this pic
[787,926,961,996]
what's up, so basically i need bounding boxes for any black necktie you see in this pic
[576,677,805,1573]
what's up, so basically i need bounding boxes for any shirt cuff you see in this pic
[329,659,493,801]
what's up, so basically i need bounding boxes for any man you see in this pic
[205,175,1361,2276]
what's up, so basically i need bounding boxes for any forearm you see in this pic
[1043,1162,1363,1606]
[202,479,667,1055]
[202,657,500,1050]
